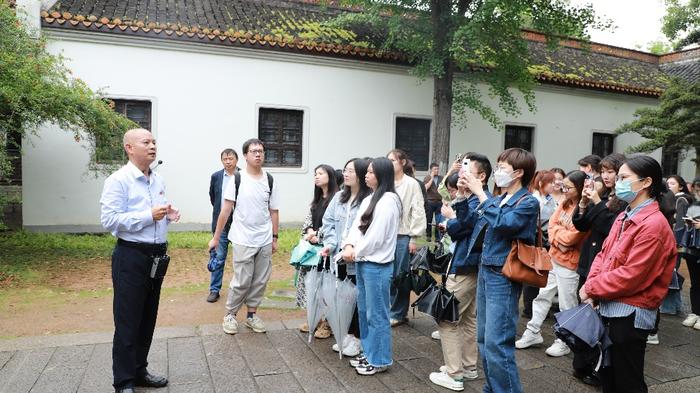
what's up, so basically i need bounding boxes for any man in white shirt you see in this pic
[208,138,280,334]
[100,128,180,393]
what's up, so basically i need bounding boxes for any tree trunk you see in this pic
[432,69,453,172]
[430,0,453,172]
[695,147,700,178]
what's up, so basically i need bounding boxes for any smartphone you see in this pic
[459,158,470,176]
[584,175,595,191]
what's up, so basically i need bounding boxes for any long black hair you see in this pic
[311,164,339,212]
[359,157,398,234]
[339,158,371,207]
[564,170,586,208]
[624,156,667,204]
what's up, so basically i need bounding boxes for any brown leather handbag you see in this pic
[502,200,552,288]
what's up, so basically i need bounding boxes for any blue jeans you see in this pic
[356,261,393,367]
[390,235,411,321]
[209,230,230,293]
[477,265,523,393]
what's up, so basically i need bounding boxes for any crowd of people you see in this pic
[102,127,696,393]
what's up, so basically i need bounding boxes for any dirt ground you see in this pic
[0,249,305,338]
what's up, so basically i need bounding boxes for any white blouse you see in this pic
[343,192,401,263]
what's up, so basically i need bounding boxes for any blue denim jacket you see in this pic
[472,187,539,266]
[446,190,493,273]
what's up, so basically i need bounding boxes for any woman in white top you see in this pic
[342,157,401,376]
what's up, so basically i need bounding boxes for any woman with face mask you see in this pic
[569,153,626,386]
[516,170,588,357]
[458,148,538,393]
[580,156,677,393]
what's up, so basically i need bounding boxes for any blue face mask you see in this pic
[615,178,643,203]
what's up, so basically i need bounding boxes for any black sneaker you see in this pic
[349,353,367,368]
[356,364,387,375]
[206,291,220,303]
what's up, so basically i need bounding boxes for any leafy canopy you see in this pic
[330,0,609,127]
[616,78,700,159]
[0,2,136,179]
[662,0,700,50]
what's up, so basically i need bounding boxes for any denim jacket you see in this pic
[446,190,493,274]
[472,187,539,266]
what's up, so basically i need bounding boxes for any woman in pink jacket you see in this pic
[580,156,676,393]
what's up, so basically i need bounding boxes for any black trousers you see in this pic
[425,200,442,239]
[686,255,700,314]
[112,243,166,389]
[600,313,651,393]
[521,285,539,317]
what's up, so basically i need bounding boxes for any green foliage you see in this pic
[328,0,606,131]
[616,78,700,168]
[0,3,136,180]
[642,40,673,55]
[662,0,700,49]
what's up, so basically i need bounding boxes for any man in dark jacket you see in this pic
[424,163,444,241]
[206,149,238,302]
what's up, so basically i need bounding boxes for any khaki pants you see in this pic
[225,243,273,315]
[438,273,478,379]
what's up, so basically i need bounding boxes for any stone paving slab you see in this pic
[1,312,699,393]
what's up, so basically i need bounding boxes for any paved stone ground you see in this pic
[0,311,699,393]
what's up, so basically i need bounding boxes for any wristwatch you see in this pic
[272,234,279,239]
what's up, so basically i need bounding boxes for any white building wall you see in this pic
[22,32,675,231]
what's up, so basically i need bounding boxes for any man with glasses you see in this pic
[208,138,280,334]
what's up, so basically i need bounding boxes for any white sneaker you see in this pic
[430,371,464,391]
[222,314,238,335]
[245,314,266,333]
[683,313,699,327]
[332,336,361,357]
[545,339,571,357]
[646,334,659,345]
[431,330,441,340]
[438,366,478,380]
[515,329,543,349]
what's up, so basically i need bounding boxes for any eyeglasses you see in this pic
[248,149,264,155]
[342,168,355,174]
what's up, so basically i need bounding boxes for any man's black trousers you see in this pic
[111,242,166,389]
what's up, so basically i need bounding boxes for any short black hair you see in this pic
[221,148,238,159]
[465,153,492,182]
[578,154,602,173]
[242,138,264,154]
[430,162,439,169]
[497,148,537,187]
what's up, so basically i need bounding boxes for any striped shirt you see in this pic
[599,198,657,330]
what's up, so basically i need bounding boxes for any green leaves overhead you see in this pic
[0,2,136,181]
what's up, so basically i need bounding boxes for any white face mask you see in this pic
[494,169,515,188]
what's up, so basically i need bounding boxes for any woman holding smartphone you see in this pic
[580,156,676,393]
[342,157,401,376]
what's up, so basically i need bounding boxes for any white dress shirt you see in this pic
[343,192,401,264]
[100,161,169,243]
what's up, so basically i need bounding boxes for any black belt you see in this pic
[117,238,167,255]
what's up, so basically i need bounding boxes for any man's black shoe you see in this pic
[206,291,220,303]
[135,372,168,388]
[115,388,135,393]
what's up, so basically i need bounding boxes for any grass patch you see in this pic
[0,229,300,288]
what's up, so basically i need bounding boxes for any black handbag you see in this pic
[410,254,460,323]
[392,271,413,293]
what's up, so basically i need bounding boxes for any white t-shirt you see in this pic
[223,170,280,247]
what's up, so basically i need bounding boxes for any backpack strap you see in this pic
[234,171,274,210]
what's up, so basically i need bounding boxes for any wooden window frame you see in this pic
[394,115,432,172]
[258,107,304,168]
[504,124,534,152]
